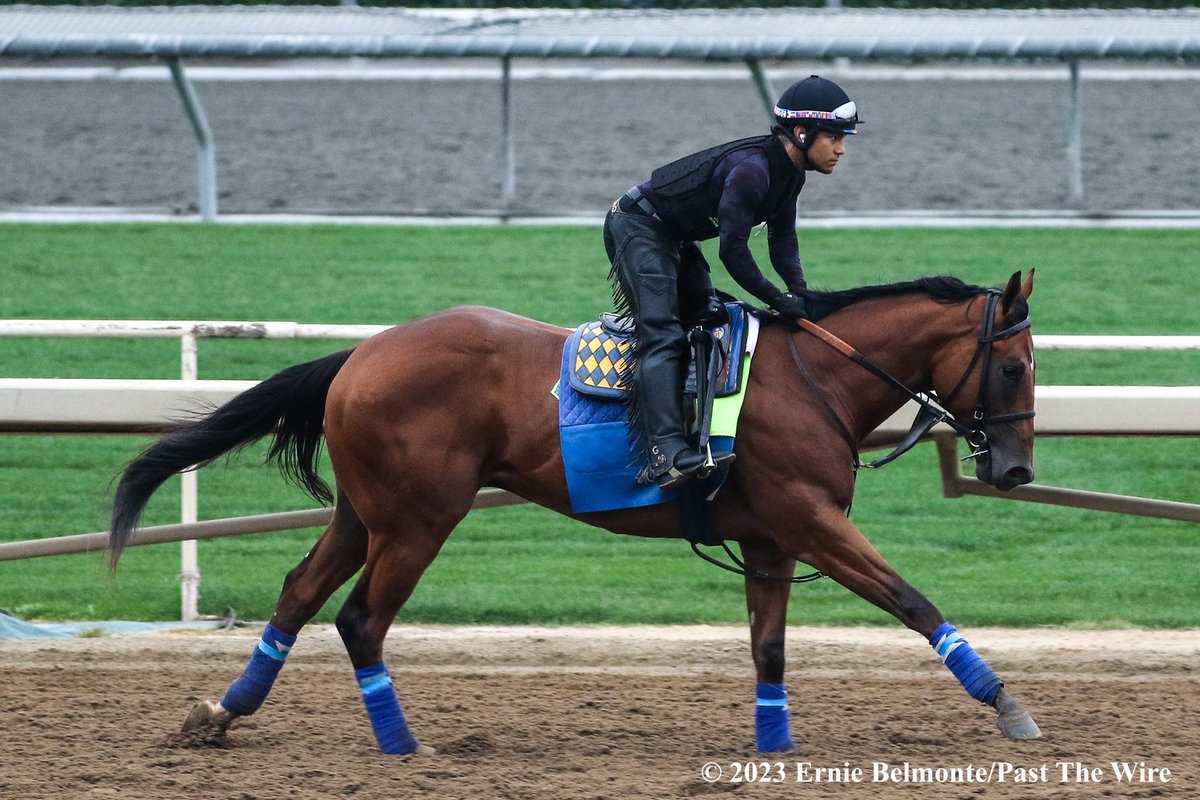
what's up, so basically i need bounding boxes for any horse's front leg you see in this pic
[739,538,797,753]
[798,508,1042,740]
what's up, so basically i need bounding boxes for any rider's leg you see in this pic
[604,210,705,488]
[677,241,726,327]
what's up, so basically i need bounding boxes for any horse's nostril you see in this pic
[1004,466,1034,487]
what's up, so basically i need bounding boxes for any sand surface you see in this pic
[1,624,1195,799]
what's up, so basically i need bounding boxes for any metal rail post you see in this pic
[167,57,218,221]
[501,56,517,214]
[179,332,200,621]
[1066,59,1085,208]
[746,59,778,126]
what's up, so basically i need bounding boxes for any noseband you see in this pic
[793,288,1036,469]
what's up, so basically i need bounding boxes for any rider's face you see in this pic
[803,130,848,175]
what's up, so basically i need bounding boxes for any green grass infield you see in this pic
[1,224,1196,627]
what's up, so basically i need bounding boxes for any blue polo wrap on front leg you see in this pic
[220,623,297,715]
[930,622,1003,705]
[755,683,796,752]
[355,663,420,755]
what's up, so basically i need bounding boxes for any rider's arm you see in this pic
[766,203,806,293]
[715,154,787,306]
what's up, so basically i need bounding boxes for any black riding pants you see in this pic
[603,207,714,474]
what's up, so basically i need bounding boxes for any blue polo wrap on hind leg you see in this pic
[355,663,419,755]
[930,622,1003,705]
[221,623,297,715]
[755,683,795,752]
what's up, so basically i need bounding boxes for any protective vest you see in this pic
[644,134,801,242]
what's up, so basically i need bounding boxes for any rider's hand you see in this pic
[770,291,809,320]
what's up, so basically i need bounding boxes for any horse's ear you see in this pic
[1001,270,1033,317]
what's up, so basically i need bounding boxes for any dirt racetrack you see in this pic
[1,624,1196,799]
[4,68,1200,215]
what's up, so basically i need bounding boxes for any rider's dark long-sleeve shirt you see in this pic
[638,146,806,305]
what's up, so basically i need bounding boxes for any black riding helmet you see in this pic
[772,75,861,149]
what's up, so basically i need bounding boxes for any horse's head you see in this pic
[934,271,1037,491]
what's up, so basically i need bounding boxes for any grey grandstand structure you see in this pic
[4,6,1199,60]
[2,6,1199,218]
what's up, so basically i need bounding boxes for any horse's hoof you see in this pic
[993,688,1043,740]
[181,699,234,734]
[392,743,437,758]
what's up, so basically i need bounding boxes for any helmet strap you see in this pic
[772,123,809,153]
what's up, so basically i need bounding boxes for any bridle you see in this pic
[792,288,1035,470]
[691,288,1035,586]
[934,288,1036,454]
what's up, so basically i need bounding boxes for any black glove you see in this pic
[770,291,809,320]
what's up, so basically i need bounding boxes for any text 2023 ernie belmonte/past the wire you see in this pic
[698,760,1175,786]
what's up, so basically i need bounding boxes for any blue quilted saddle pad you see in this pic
[557,304,748,514]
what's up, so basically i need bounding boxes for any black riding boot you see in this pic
[635,346,696,488]
[635,313,733,490]
[604,208,733,490]
[628,267,729,489]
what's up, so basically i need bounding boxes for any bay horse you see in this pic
[108,270,1041,755]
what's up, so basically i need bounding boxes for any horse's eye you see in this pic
[1001,364,1024,380]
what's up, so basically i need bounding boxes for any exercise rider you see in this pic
[603,75,861,489]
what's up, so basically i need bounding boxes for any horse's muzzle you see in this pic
[975,452,1035,491]
[996,465,1035,491]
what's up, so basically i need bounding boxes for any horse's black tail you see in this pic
[108,348,355,570]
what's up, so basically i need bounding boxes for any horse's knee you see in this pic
[278,563,317,611]
[276,526,366,623]
[754,637,787,682]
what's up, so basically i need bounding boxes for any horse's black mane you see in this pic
[801,275,992,323]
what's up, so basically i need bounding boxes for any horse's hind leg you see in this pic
[327,465,484,756]
[182,495,369,737]
[740,538,798,753]
[331,520,453,756]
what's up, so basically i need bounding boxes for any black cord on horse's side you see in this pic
[691,541,826,584]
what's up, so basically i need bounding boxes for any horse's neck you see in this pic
[815,295,976,439]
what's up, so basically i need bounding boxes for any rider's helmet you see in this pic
[772,75,861,146]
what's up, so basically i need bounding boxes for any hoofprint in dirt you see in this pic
[0,626,1195,799]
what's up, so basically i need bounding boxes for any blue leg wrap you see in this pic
[221,623,297,716]
[930,622,1003,705]
[355,663,419,755]
[755,683,796,753]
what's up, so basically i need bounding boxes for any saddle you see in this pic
[566,302,751,424]
[557,301,759,524]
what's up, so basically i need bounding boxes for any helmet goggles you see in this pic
[772,100,860,135]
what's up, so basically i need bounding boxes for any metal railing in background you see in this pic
[3,6,1198,218]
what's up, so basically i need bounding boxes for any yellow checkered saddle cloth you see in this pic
[568,313,634,398]
[565,308,747,401]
